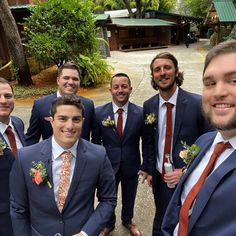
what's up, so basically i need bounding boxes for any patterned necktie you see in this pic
[117,108,123,140]
[162,102,173,176]
[178,142,232,236]
[56,151,72,212]
[5,126,17,156]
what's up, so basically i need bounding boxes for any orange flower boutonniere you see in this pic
[30,161,52,188]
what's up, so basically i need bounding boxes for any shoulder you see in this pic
[195,131,217,145]
[34,93,57,106]
[179,88,201,101]
[129,102,143,114]
[11,115,24,125]
[95,103,110,112]
[143,94,158,106]
[78,95,94,106]
[80,138,107,157]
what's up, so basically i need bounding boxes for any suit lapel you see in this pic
[188,149,236,233]
[63,139,88,211]
[172,89,187,149]
[12,119,26,147]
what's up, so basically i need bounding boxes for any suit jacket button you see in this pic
[55,233,61,236]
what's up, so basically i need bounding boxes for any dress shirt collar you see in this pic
[57,91,62,97]
[0,118,14,134]
[112,101,129,114]
[213,132,236,150]
[159,86,179,107]
[52,136,78,160]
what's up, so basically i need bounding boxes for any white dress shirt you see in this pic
[157,87,178,173]
[0,119,23,149]
[173,132,236,235]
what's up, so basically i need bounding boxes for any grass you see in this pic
[13,85,57,98]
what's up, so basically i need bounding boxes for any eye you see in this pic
[4,94,13,99]
[58,116,67,122]
[72,117,82,123]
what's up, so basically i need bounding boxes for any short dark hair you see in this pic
[110,73,131,87]
[150,52,184,90]
[0,77,14,94]
[50,94,84,117]
[58,61,81,78]
[203,40,236,74]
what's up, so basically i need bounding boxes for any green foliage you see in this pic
[24,0,98,66]
[227,25,236,40]
[94,0,125,11]
[9,62,19,81]
[75,52,113,87]
[158,0,175,12]
[178,0,212,17]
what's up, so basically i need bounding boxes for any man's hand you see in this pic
[137,170,148,183]
[164,168,182,187]
[146,174,153,187]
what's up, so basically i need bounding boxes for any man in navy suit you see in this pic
[25,61,95,145]
[0,77,25,236]
[10,94,116,236]
[162,40,236,236]
[139,52,212,236]
[93,73,143,236]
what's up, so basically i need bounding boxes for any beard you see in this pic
[204,110,236,131]
[158,77,176,92]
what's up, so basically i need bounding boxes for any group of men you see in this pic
[1,39,236,236]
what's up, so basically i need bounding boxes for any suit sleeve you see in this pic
[10,155,31,236]
[82,149,117,235]
[91,108,102,145]
[25,101,42,145]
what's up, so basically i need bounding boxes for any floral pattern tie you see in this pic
[56,151,72,212]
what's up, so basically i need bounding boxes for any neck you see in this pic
[159,85,177,101]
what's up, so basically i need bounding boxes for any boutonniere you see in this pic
[144,113,157,125]
[102,116,115,127]
[30,161,52,188]
[179,141,201,172]
[0,138,7,155]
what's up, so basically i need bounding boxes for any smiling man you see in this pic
[140,52,212,236]
[93,73,144,236]
[25,62,96,145]
[162,40,236,236]
[0,77,25,236]
[10,94,117,236]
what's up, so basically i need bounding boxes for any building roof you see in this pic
[105,9,136,18]
[213,0,236,22]
[9,4,33,10]
[95,14,112,23]
[109,18,176,27]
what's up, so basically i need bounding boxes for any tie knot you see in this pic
[5,126,13,133]
[61,151,72,161]
[165,102,173,109]
[117,108,123,114]
[215,142,232,155]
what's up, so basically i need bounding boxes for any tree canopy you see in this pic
[24,0,111,87]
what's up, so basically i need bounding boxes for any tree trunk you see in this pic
[135,0,142,18]
[0,0,33,86]
[123,0,133,18]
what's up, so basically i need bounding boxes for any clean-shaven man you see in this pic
[10,94,116,236]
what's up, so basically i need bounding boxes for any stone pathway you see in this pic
[13,39,210,236]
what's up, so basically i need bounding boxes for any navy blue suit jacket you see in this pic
[92,102,144,177]
[25,93,96,145]
[162,131,236,236]
[0,116,25,235]
[10,138,117,236]
[143,88,212,193]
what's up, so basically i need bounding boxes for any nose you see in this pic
[214,81,228,97]
[0,95,7,103]
[65,119,74,128]
[160,67,165,75]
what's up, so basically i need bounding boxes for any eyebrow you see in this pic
[203,71,236,80]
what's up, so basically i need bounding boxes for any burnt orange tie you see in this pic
[117,108,123,140]
[178,142,232,236]
[162,102,173,176]
[56,151,72,212]
[5,126,17,156]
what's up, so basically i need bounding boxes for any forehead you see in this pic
[204,53,236,77]
[0,83,13,93]
[60,68,80,78]
[111,76,130,86]
[153,58,175,67]
[55,105,82,115]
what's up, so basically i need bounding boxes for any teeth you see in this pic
[215,104,231,108]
